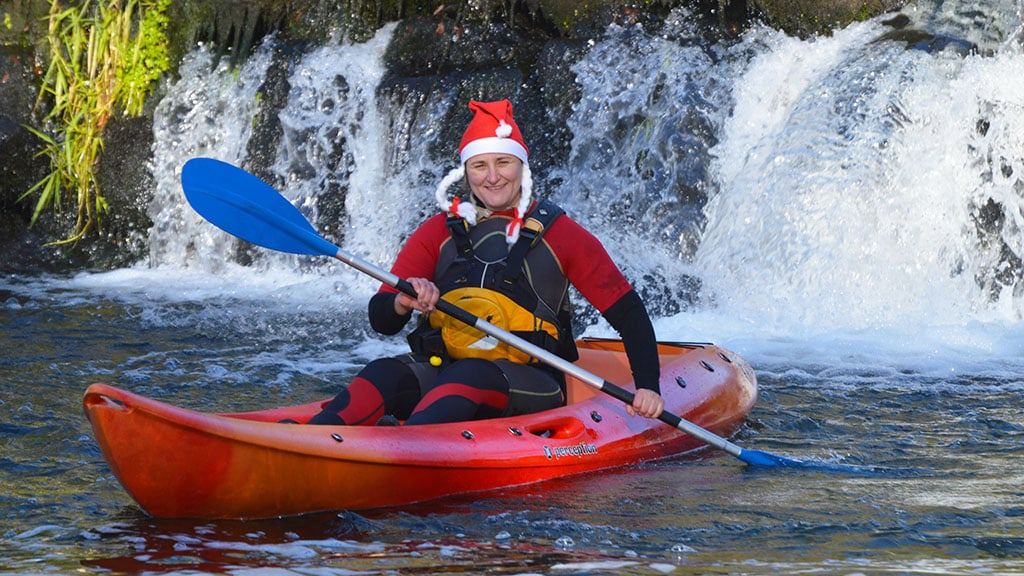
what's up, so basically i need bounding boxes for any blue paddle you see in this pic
[181,157,813,469]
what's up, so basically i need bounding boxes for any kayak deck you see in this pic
[84,338,757,519]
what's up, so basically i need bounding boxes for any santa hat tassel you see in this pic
[505,162,533,244]
[434,165,478,225]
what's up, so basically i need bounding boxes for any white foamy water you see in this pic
[268,23,410,268]
[147,41,275,270]
[676,18,1024,374]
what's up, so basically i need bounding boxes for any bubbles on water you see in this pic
[671,542,696,554]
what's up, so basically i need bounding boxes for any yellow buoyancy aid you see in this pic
[427,287,563,363]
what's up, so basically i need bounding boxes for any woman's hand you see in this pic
[627,388,665,419]
[395,278,440,315]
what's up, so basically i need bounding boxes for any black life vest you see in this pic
[413,199,579,364]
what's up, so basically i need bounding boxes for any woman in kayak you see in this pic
[308,99,664,426]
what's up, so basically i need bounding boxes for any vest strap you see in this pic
[501,199,564,288]
[446,213,474,260]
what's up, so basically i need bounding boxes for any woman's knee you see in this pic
[438,358,508,392]
[359,357,410,381]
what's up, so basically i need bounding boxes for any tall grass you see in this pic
[21,0,171,244]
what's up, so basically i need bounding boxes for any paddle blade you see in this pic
[738,448,893,475]
[737,449,805,468]
[181,157,338,257]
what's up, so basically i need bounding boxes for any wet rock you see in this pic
[747,0,908,37]
[872,13,979,56]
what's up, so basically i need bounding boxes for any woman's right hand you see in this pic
[395,278,440,315]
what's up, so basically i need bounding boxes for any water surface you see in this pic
[2,272,1022,574]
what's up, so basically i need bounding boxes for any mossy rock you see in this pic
[748,0,909,37]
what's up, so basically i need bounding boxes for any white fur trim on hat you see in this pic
[459,137,529,165]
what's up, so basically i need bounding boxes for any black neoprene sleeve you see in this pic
[601,290,661,394]
[368,292,413,335]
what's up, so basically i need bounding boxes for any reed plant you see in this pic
[21,0,171,244]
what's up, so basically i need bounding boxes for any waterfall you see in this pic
[143,4,1024,343]
[697,20,1024,331]
[265,23,408,270]
[545,10,732,317]
[148,41,274,271]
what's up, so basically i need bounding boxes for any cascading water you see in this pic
[147,42,274,271]
[146,23,458,296]
[545,11,733,317]
[266,23,407,269]
[700,19,1024,327]
[143,4,1024,352]
[697,19,1024,334]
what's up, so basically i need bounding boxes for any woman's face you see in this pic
[465,153,523,211]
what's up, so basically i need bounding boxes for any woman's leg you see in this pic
[307,357,423,425]
[403,359,563,425]
[498,361,565,417]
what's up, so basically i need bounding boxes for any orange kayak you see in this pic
[83,338,757,519]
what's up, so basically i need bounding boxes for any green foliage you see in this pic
[122,0,172,116]
[21,0,171,245]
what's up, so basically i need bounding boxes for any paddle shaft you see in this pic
[334,247,747,459]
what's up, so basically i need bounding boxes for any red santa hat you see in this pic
[435,99,534,243]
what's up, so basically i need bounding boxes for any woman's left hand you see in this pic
[627,388,664,419]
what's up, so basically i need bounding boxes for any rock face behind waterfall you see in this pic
[0,43,50,272]
[0,0,919,272]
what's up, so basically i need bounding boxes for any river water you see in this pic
[4,2,1024,574]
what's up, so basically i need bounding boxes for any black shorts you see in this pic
[401,354,564,417]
